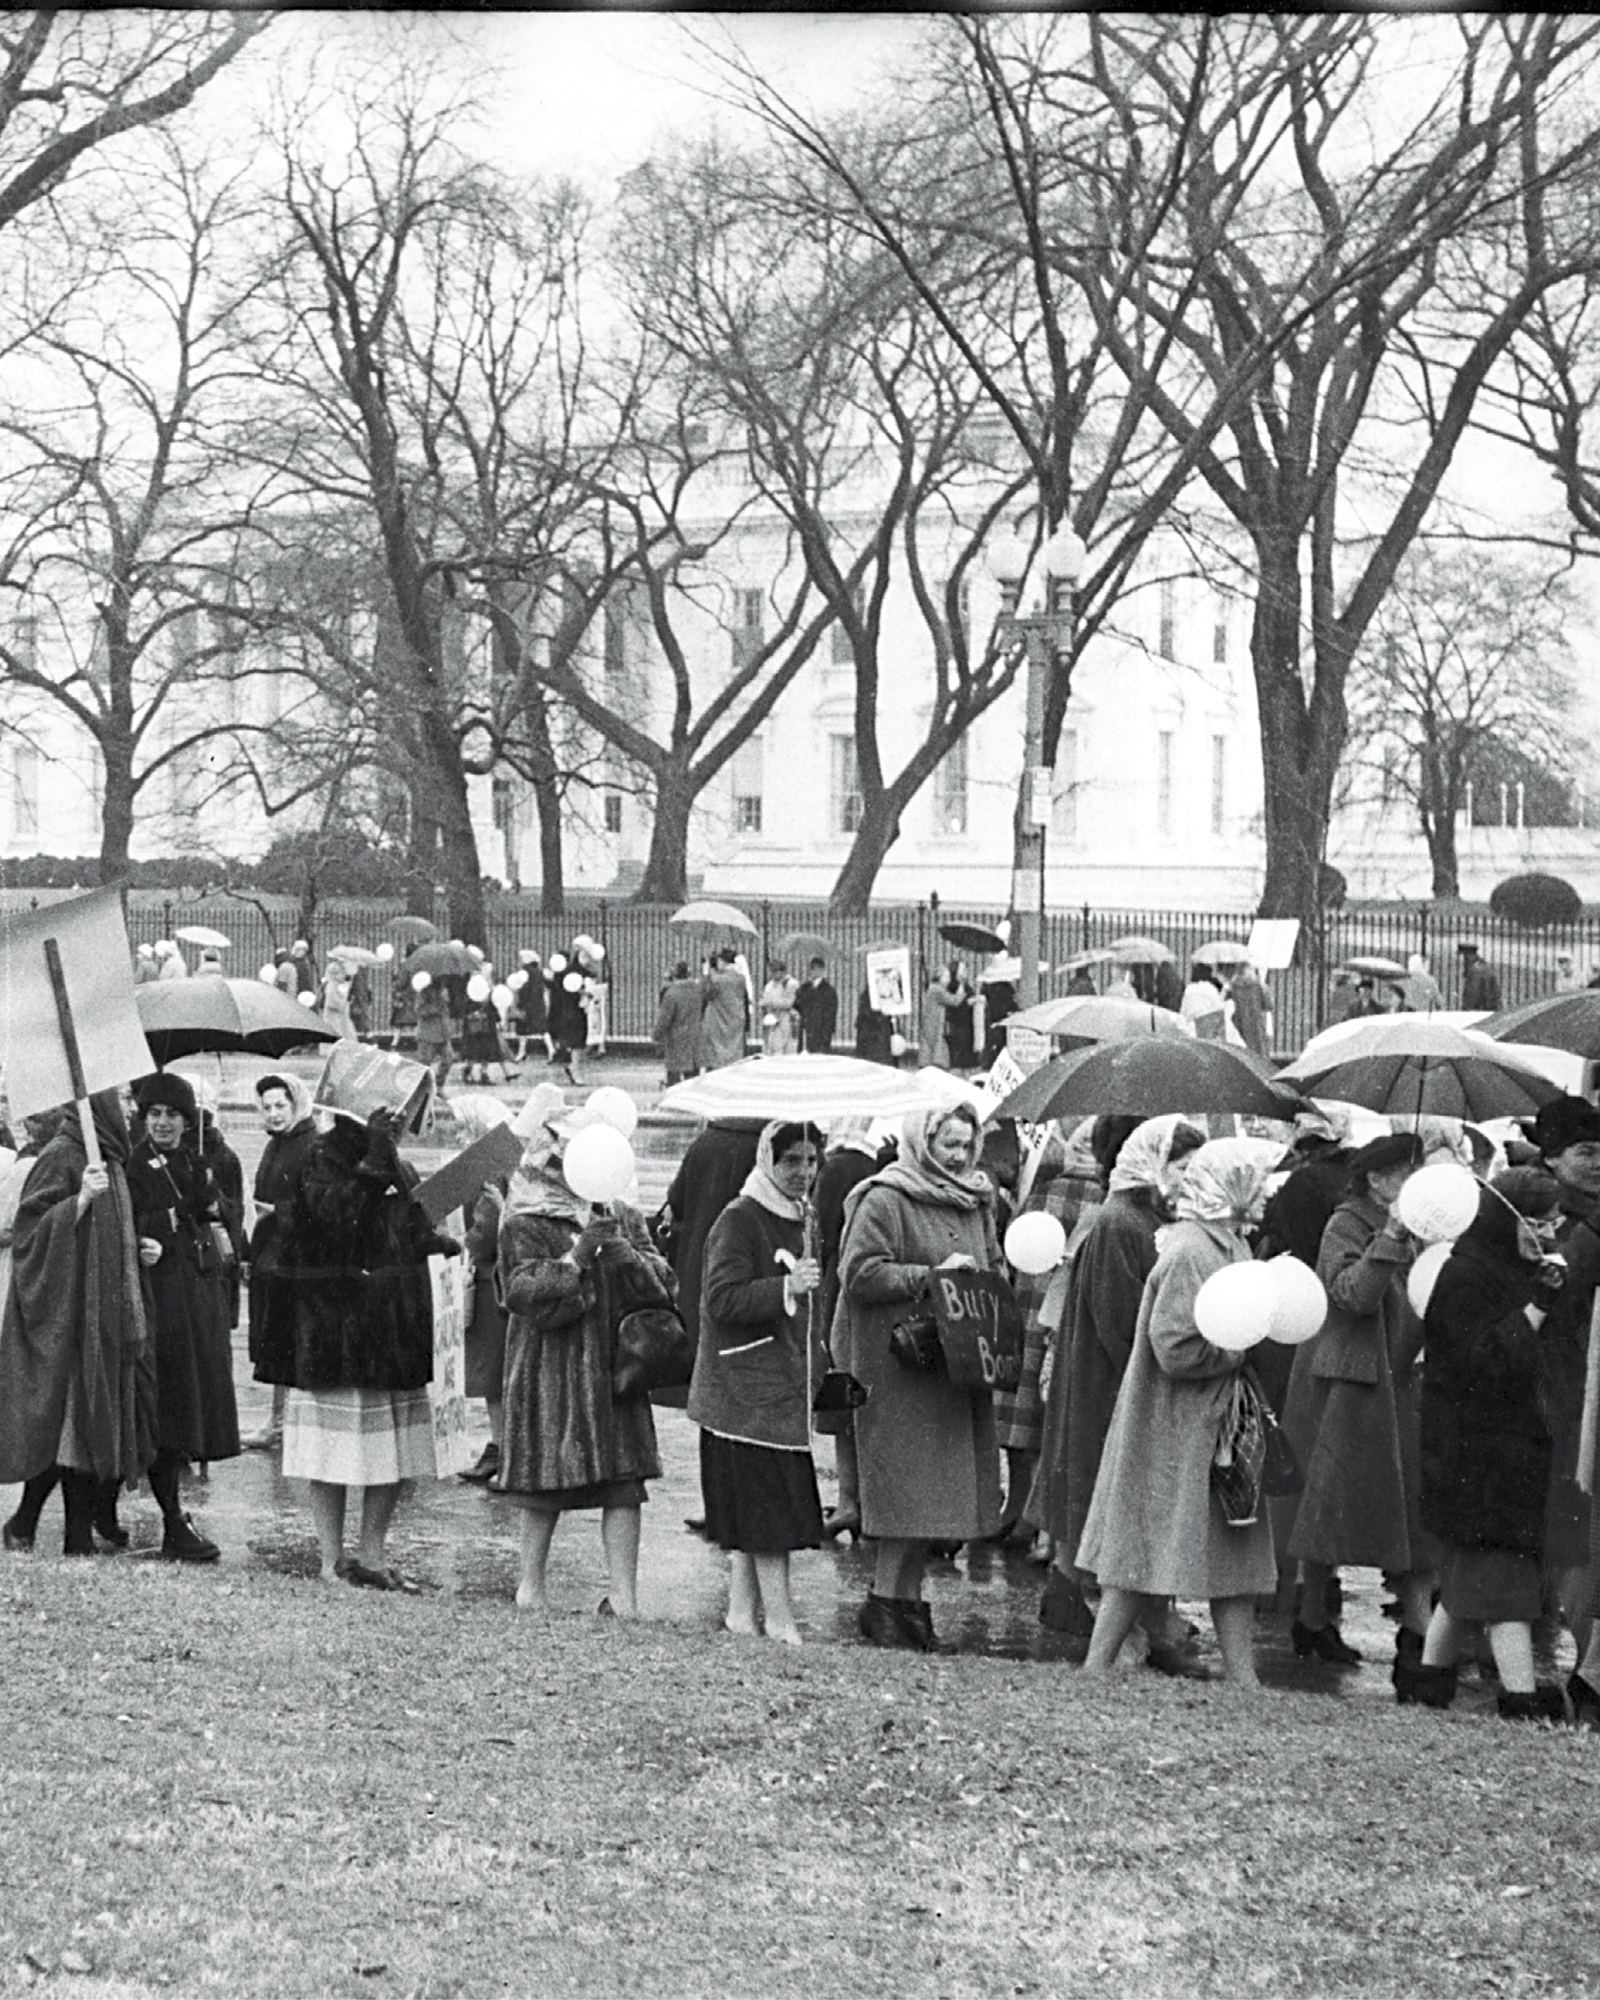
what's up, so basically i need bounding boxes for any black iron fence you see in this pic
[92,891,1600,1056]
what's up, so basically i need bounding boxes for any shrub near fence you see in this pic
[17,888,1592,1058]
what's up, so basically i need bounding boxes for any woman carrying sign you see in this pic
[833,1102,1003,1650]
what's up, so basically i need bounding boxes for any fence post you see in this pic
[1081,901,1091,952]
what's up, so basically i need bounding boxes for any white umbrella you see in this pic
[329,944,382,966]
[174,925,231,949]
[659,1054,930,1120]
[669,899,758,936]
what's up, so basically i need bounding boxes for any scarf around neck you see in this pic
[739,1120,809,1222]
[871,1104,991,1214]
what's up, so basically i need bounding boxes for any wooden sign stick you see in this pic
[43,936,103,1172]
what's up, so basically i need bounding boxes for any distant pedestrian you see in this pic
[1399,953,1444,1013]
[654,962,702,1084]
[1226,960,1272,1058]
[760,960,799,1056]
[1180,967,1227,1040]
[1457,942,1502,1013]
[700,950,748,1071]
[794,958,838,1053]
[155,939,186,980]
[1553,952,1585,996]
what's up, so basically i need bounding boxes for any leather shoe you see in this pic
[858,1592,916,1649]
[1145,1639,1215,1681]
[161,1513,220,1564]
[458,1442,500,1486]
[2,1518,33,1553]
[1568,1670,1600,1731]
[1291,1619,1362,1666]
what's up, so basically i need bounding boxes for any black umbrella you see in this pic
[776,929,835,963]
[135,979,338,1064]
[1478,991,1600,1059]
[993,1036,1302,1123]
[939,921,1006,955]
[388,915,439,944]
[400,941,480,979]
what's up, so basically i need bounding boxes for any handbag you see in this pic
[1211,1365,1301,1526]
[813,1368,869,1413]
[613,1306,694,1399]
[888,1311,945,1375]
[209,1221,237,1267]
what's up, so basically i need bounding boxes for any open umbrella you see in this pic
[1278,1019,1560,1119]
[1106,934,1176,965]
[1055,949,1113,974]
[855,937,910,956]
[1478,991,1600,1060]
[174,925,231,949]
[670,899,758,936]
[775,930,835,963]
[136,978,339,1064]
[401,940,479,979]
[659,1053,930,1121]
[993,1037,1300,1124]
[1341,955,1408,980]
[388,916,439,945]
[939,921,1007,955]
[329,944,382,967]
[1007,996,1190,1043]
[1191,939,1252,969]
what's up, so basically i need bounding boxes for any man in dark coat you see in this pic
[241,1073,319,1451]
[654,962,703,1083]
[794,958,838,1053]
[1458,942,1502,1012]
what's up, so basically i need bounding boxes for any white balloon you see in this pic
[1408,1240,1453,1319]
[507,970,529,992]
[375,941,395,963]
[562,1123,635,1204]
[491,982,513,1015]
[547,953,567,974]
[1005,1210,1067,1276]
[1194,1261,1278,1351]
[466,974,492,1003]
[563,971,583,993]
[573,934,596,954]
[297,990,317,1010]
[411,970,432,993]
[1395,1163,1480,1244]
[586,1085,638,1139]
[586,942,605,961]
[1265,1256,1327,1345]
[258,963,277,984]
[889,1032,908,1058]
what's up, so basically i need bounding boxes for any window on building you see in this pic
[9,742,40,842]
[830,734,862,835]
[731,587,765,671]
[730,735,763,834]
[1212,599,1229,665]
[603,791,623,835]
[1211,734,1226,836]
[934,734,968,835]
[1052,729,1079,845]
[1157,729,1175,837]
[830,581,864,665]
[1158,579,1176,661]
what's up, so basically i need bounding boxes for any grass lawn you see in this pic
[1,1558,1597,2000]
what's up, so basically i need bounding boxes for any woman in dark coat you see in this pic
[127,1071,241,1560]
[1279,1133,1429,1679]
[813,1120,894,1541]
[546,952,590,1085]
[241,1072,318,1451]
[654,963,703,1084]
[1412,1169,1568,1720]
[511,953,548,1061]
[1030,1116,1204,1657]
[446,1092,517,1487]
[689,1120,826,1644]
[258,1100,455,1588]
[495,1108,676,1618]
[833,1102,1004,1650]
[0,1091,155,1556]
[854,986,895,1065]
[943,963,977,1069]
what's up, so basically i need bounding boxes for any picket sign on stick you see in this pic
[1578,1291,1600,1500]
[42,936,101,1170]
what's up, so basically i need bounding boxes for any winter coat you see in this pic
[246,1116,317,1365]
[854,991,894,1065]
[1460,961,1502,1012]
[998,1154,1105,1457]
[660,1121,765,1350]
[699,968,748,1069]
[125,1134,240,1463]
[919,981,955,1067]
[760,977,799,1057]
[496,1200,670,1495]
[831,1179,1003,1543]
[1540,1188,1600,1574]
[654,977,703,1074]
[1030,1190,1162,1560]
[462,1184,508,1402]
[690,1197,822,1452]
[1422,1201,1551,1558]
[794,976,838,1054]
[254,1124,446,1392]
[1076,1219,1276,1599]
[1276,1194,1422,1572]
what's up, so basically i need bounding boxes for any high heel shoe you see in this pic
[821,1507,861,1544]
[1291,1619,1362,1666]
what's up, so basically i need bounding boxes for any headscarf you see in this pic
[256,1071,315,1126]
[449,1091,514,1144]
[1107,1115,1204,1198]
[1173,1137,1279,1231]
[827,1114,878,1160]
[740,1120,822,1221]
[871,1103,991,1213]
[1404,1114,1471,1169]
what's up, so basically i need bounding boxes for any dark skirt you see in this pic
[501,1478,647,1515]
[701,1430,823,1554]
[1437,1542,1540,1625]
[463,1272,507,1400]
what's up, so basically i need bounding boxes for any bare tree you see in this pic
[1343,549,1581,899]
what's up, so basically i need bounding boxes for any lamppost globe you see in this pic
[1044,524,1087,585]
[983,530,1032,585]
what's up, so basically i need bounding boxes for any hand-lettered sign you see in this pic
[928,1266,1026,1391]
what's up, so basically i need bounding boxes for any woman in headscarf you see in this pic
[1277,1133,1430,1683]
[1409,1169,1570,1720]
[241,1071,318,1452]
[126,1071,241,1559]
[1077,1139,1280,1687]
[448,1092,517,1488]
[690,1120,826,1643]
[833,1101,1003,1650]
[0,1090,155,1556]
[813,1115,894,1541]
[495,1107,675,1618]
[258,1095,455,1589]
[1031,1116,1206,1652]
[187,1069,246,1339]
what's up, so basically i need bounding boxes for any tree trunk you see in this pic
[1425,821,1460,902]
[634,764,694,905]
[1250,548,1344,926]
[829,792,904,915]
[98,732,136,888]
[419,708,486,947]
[523,686,565,915]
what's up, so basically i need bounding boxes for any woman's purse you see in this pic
[1211,1365,1301,1526]
[888,1310,945,1375]
[813,1368,869,1413]
[613,1306,694,1398]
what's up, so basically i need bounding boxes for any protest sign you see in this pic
[1005,1021,1052,1075]
[0,888,151,1130]
[427,1240,475,1476]
[864,945,912,1016]
[416,1122,523,1226]
[1246,919,1300,972]
[928,1266,1025,1391]
[314,1041,433,1131]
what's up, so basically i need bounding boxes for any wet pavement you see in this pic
[2,1059,1574,1710]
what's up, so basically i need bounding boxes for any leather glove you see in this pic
[571,1218,625,1269]
[1531,1256,1568,1304]
[362,1106,404,1174]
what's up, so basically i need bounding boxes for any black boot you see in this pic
[1292,1619,1363,1666]
[898,1600,937,1652]
[93,1478,129,1550]
[1408,1662,1459,1711]
[60,1469,97,1558]
[1039,1569,1095,1638]
[1568,1670,1600,1731]
[5,1467,62,1550]
[858,1592,916,1650]
[1497,1684,1568,1724]
[1392,1628,1426,1704]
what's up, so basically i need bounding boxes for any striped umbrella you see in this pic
[659,1053,930,1120]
